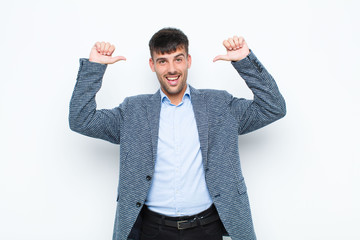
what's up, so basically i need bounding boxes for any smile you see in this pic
[166,75,180,81]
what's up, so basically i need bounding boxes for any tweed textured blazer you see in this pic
[69,51,286,240]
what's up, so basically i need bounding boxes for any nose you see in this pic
[168,62,176,74]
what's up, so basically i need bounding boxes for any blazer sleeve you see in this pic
[68,58,123,144]
[229,51,286,135]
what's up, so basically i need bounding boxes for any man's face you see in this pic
[149,47,192,103]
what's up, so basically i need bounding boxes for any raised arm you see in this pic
[69,42,127,144]
[214,36,286,134]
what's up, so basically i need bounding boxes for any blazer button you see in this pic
[146,175,152,181]
[136,202,142,208]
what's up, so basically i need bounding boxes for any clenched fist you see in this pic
[213,36,250,62]
[89,42,126,64]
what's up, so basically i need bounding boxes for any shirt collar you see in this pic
[160,84,191,105]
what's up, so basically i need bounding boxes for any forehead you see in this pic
[152,47,187,60]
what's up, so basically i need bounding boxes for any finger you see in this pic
[108,44,115,56]
[228,38,236,50]
[100,42,106,55]
[233,36,240,49]
[238,36,245,48]
[104,42,111,55]
[223,40,232,51]
[213,54,228,62]
[95,42,101,52]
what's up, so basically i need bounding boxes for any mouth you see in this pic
[165,75,180,85]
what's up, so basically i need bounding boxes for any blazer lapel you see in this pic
[146,90,161,166]
[190,86,209,168]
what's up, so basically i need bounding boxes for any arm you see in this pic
[214,36,286,135]
[69,42,126,144]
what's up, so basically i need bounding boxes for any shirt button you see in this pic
[146,175,152,181]
[136,202,142,208]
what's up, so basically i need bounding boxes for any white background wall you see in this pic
[1,0,359,239]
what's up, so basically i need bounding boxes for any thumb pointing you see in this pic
[213,55,227,62]
[112,56,127,63]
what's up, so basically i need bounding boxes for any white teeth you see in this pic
[167,76,179,80]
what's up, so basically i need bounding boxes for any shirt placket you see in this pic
[173,103,183,215]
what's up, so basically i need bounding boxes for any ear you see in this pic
[187,54,192,69]
[149,58,155,72]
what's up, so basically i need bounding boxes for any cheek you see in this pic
[181,66,189,74]
[181,63,189,71]
[155,66,166,75]
[155,70,165,80]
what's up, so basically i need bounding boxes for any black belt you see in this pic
[142,205,220,230]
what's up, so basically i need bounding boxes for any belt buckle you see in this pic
[177,220,188,230]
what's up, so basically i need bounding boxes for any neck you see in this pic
[169,96,182,106]
[162,86,187,106]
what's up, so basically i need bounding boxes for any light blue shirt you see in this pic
[145,85,213,216]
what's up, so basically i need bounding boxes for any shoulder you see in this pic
[197,88,229,96]
[116,92,159,116]
[122,91,160,106]
[126,93,153,102]
[191,87,233,104]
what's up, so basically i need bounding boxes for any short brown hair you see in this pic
[149,27,189,58]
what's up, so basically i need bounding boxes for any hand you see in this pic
[89,42,126,64]
[213,36,250,62]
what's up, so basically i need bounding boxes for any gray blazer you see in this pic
[69,51,286,240]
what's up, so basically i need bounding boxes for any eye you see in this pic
[175,58,183,62]
[158,60,166,65]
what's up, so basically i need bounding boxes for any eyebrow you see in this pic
[174,53,185,58]
[155,53,186,63]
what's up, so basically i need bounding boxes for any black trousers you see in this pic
[140,205,225,240]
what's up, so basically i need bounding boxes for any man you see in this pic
[69,28,286,240]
